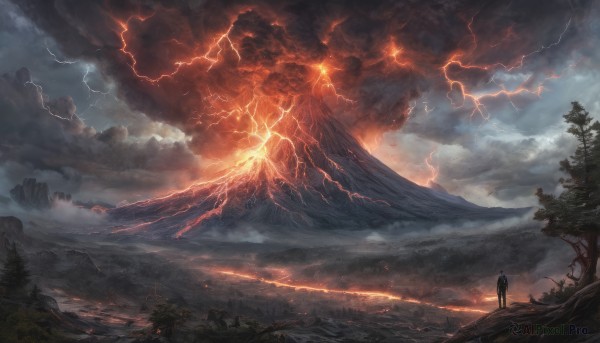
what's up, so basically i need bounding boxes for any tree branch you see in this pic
[544,276,563,289]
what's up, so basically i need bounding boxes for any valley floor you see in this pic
[0,215,578,342]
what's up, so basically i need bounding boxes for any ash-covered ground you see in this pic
[0,209,572,342]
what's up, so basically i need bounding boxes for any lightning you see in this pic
[384,38,412,68]
[111,8,575,236]
[45,42,77,64]
[311,62,355,103]
[82,65,110,97]
[115,94,384,237]
[111,11,390,237]
[44,42,114,118]
[499,18,571,72]
[441,17,572,120]
[24,80,73,121]
[424,150,439,187]
[202,25,242,71]
[117,15,241,83]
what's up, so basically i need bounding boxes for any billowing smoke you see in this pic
[10,0,590,158]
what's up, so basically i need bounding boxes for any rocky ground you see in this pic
[445,280,600,342]
[0,214,583,342]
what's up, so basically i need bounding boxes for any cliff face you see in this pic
[10,178,52,209]
[9,178,71,210]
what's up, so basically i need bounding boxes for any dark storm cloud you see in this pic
[4,0,599,207]
[0,68,200,202]
[401,0,598,145]
[11,0,591,154]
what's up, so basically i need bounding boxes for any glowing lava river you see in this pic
[214,269,489,314]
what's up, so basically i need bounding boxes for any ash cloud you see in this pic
[3,0,599,207]
[10,0,593,154]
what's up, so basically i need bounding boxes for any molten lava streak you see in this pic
[216,269,488,314]
[112,9,572,237]
[114,11,394,237]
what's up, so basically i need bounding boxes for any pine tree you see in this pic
[0,242,30,296]
[535,102,600,288]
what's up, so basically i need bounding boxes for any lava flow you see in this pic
[109,6,561,236]
[111,9,401,236]
[215,269,488,314]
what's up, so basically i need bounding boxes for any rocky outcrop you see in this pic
[9,178,72,209]
[52,191,71,202]
[445,281,600,342]
[10,178,52,209]
[63,250,102,275]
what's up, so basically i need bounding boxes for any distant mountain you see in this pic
[9,178,71,210]
[10,178,52,209]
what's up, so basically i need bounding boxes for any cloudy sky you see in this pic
[1,0,599,208]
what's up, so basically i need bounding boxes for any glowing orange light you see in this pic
[216,269,488,314]
[385,38,411,68]
[112,9,574,235]
[424,150,439,187]
[117,15,240,83]
[311,62,355,103]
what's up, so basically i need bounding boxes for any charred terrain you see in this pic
[0,211,582,342]
[1,0,598,342]
[0,95,586,342]
[446,280,600,343]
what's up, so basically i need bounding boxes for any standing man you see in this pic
[497,270,508,309]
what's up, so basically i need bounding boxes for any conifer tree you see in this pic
[535,102,600,287]
[0,242,30,296]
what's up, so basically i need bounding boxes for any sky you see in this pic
[1,0,599,209]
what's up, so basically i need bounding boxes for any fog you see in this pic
[0,208,576,341]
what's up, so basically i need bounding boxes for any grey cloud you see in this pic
[11,0,593,154]
[2,0,600,209]
[438,134,577,205]
[0,68,201,204]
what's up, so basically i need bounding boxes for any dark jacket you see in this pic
[497,274,508,292]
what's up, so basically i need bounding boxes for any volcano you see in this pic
[110,97,522,238]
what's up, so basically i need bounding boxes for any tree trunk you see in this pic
[581,232,598,287]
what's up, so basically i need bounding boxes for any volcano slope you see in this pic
[111,97,523,238]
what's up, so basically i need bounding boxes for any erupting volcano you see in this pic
[111,95,520,238]
[104,6,532,238]
[4,0,598,341]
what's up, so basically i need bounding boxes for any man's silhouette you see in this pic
[497,270,508,309]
